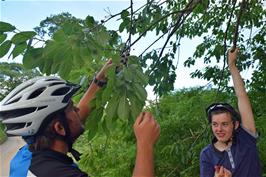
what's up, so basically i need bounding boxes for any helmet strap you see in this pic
[57,111,81,161]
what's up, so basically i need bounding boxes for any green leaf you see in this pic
[117,93,130,121]
[0,21,16,32]
[11,31,36,44]
[59,62,72,78]
[85,15,95,28]
[101,117,110,136]
[119,19,129,33]
[53,30,66,41]
[128,94,143,120]
[123,67,133,83]
[106,95,119,120]
[135,69,148,85]
[86,107,103,141]
[0,34,7,44]
[0,40,12,58]
[133,83,147,101]
[121,10,129,19]
[22,48,43,69]
[11,42,27,58]
[42,58,53,75]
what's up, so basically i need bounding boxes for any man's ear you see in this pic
[53,121,66,136]
[234,121,240,130]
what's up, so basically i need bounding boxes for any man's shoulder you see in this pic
[30,150,89,177]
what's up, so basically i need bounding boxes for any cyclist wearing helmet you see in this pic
[0,60,160,177]
[200,47,262,177]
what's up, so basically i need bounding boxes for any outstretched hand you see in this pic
[95,59,113,81]
[227,47,239,67]
[133,112,160,147]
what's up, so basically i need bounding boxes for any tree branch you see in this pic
[216,0,238,94]
[232,0,246,51]
[148,0,202,72]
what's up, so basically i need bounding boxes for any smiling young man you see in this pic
[200,47,262,177]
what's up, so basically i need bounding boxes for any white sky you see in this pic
[0,0,222,100]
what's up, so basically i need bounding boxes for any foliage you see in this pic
[119,0,266,95]
[0,2,265,175]
[76,122,136,177]
[0,14,148,138]
[1,1,265,95]
[0,62,41,101]
[75,88,266,177]
[83,56,148,141]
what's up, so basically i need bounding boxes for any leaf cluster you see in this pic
[84,56,148,140]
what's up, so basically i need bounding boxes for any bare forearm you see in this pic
[228,65,246,97]
[133,144,154,177]
[78,82,100,123]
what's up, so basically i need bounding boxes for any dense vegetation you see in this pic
[75,88,266,177]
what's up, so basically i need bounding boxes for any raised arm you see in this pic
[78,59,112,123]
[228,48,256,134]
[133,112,160,177]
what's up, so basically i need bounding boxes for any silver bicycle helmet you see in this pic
[0,76,80,136]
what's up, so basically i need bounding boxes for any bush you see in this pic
[75,87,266,177]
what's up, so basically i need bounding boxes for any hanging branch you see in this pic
[158,0,201,59]
[217,0,246,94]
[100,6,131,24]
[124,0,134,53]
[216,0,238,94]
[129,8,194,49]
[147,0,202,72]
[231,0,246,52]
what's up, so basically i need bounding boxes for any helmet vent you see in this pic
[26,122,32,127]
[0,107,37,119]
[52,87,71,96]
[37,106,47,111]
[28,87,46,99]
[6,123,26,131]
[46,78,61,81]
[6,83,35,103]
[5,96,22,105]
[49,82,65,86]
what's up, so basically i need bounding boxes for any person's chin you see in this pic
[72,127,85,141]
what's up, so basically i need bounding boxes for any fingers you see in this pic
[223,167,232,177]
[133,111,160,146]
[134,112,145,126]
[96,59,113,80]
[228,46,239,54]
[214,166,232,177]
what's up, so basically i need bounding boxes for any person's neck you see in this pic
[50,139,69,154]
[214,140,232,152]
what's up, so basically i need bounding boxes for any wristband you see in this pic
[93,75,107,87]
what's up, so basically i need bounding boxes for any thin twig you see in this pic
[148,0,202,72]
[130,7,195,49]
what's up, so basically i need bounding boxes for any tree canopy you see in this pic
[0,1,265,175]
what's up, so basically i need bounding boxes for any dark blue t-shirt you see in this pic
[200,126,262,177]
